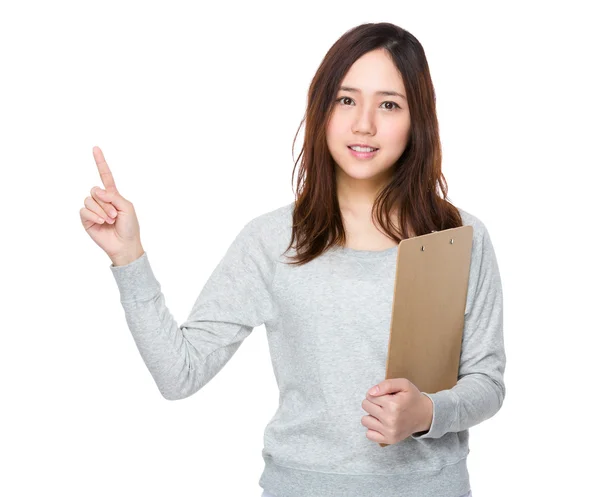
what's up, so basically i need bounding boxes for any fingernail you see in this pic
[369,386,379,395]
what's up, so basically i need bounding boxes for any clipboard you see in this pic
[379,225,474,448]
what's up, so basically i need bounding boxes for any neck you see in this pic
[336,168,391,216]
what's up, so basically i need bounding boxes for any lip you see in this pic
[348,146,379,159]
[348,143,379,149]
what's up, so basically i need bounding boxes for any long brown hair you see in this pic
[284,22,463,266]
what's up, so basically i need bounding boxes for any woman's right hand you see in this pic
[80,146,144,265]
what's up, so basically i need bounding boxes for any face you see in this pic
[326,48,411,188]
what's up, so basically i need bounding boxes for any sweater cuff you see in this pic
[411,390,456,439]
[109,251,161,303]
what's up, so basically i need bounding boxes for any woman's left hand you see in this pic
[361,378,433,445]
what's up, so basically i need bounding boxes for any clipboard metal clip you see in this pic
[422,231,455,251]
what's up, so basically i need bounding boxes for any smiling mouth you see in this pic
[348,146,379,151]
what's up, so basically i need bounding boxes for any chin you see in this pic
[335,160,391,181]
[341,169,384,181]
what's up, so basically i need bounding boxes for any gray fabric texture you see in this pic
[109,201,505,497]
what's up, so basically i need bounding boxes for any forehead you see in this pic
[340,49,406,95]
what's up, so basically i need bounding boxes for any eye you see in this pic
[335,97,401,111]
[382,101,401,110]
[337,96,354,106]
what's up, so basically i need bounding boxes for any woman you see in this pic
[81,22,504,497]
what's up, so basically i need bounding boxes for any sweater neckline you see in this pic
[331,244,399,259]
[285,202,399,259]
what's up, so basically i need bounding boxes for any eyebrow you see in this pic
[339,86,406,101]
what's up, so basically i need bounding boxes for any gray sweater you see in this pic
[109,201,506,497]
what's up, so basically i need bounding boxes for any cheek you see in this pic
[326,119,344,142]
[381,125,410,150]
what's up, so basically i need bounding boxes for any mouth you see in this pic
[347,146,379,159]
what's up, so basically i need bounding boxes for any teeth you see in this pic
[350,146,377,152]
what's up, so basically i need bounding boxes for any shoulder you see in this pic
[455,205,499,268]
[246,201,294,233]
[455,205,500,279]
[456,205,484,230]
[235,201,294,256]
[456,205,491,242]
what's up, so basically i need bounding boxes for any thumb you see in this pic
[97,188,130,212]
[368,378,410,396]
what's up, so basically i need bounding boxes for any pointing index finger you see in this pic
[92,146,118,192]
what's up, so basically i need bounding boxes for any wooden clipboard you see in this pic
[379,225,474,448]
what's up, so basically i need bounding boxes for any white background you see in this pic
[1,0,598,495]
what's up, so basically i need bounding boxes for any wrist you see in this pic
[418,393,433,432]
[110,245,145,267]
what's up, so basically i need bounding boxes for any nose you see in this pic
[351,106,376,136]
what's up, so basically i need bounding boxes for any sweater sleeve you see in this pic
[108,218,277,401]
[411,221,506,440]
